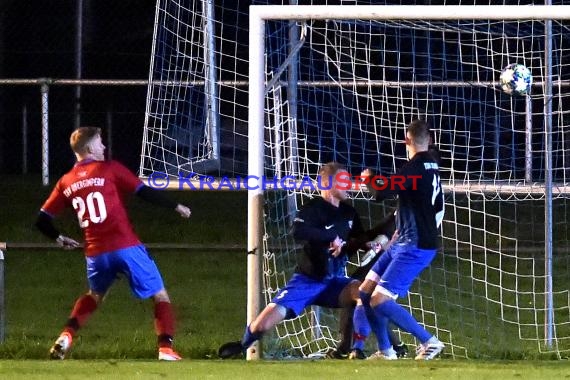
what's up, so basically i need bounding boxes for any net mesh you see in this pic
[141,0,570,359]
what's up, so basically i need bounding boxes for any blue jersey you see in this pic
[375,151,444,249]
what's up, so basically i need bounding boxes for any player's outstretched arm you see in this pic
[346,211,396,268]
[35,211,81,250]
[136,185,191,218]
[345,208,396,255]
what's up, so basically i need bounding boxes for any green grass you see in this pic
[0,250,246,360]
[2,175,570,377]
[0,176,249,358]
[0,360,569,380]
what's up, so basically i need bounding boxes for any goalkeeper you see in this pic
[218,162,374,359]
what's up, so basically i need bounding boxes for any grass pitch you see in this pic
[0,249,246,360]
[1,175,570,378]
[1,359,568,380]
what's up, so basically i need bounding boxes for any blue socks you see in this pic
[359,290,391,350]
[373,300,432,344]
[241,325,263,348]
[359,290,379,333]
[352,304,370,350]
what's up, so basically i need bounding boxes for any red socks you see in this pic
[154,301,176,348]
[63,294,98,336]
[61,295,176,349]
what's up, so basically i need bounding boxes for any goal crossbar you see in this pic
[250,5,570,21]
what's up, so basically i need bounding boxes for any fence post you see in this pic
[41,81,50,186]
[0,242,5,343]
[22,105,28,175]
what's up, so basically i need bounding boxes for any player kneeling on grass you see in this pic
[35,126,191,361]
[219,162,374,359]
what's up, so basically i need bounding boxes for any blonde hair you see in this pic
[70,127,101,154]
[318,162,346,188]
[318,162,345,178]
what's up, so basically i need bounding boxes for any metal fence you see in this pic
[0,1,157,180]
[0,79,149,183]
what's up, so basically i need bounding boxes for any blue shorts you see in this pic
[366,243,437,298]
[271,273,355,318]
[85,245,165,299]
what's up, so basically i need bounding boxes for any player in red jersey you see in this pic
[35,127,191,361]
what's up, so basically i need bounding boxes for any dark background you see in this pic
[0,0,568,182]
[0,0,257,177]
[0,1,157,175]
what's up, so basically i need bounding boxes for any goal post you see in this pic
[250,4,570,21]
[248,4,570,360]
[0,242,5,343]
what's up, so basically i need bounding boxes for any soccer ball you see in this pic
[500,63,532,96]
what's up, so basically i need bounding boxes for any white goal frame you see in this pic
[247,5,570,360]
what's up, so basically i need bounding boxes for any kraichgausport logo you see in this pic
[146,172,422,191]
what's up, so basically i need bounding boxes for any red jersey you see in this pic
[41,159,143,256]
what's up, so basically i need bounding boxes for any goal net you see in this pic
[141,1,570,360]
